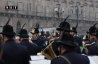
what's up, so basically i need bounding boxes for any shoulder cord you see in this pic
[59,55,71,64]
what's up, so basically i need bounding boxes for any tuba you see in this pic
[41,39,57,60]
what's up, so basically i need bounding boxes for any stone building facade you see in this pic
[0,0,98,35]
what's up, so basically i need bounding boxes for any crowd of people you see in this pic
[0,16,98,64]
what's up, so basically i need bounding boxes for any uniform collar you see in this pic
[21,39,28,42]
[33,36,39,40]
[62,50,75,55]
[5,39,14,43]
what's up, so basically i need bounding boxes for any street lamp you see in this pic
[56,3,60,18]
[72,5,83,23]
[55,3,64,18]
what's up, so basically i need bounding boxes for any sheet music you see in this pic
[30,55,45,60]
[29,60,51,64]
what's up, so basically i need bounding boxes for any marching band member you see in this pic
[52,16,71,56]
[18,29,40,55]
[31,28,46,52]
[51,33,90,64]
[70,27,82,46]
[86,23,97,44]
[82,23,97,54]
[87,29,98,55]
[0,21,30,64]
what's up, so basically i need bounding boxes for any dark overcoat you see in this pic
[20,39,39,55]
[2,39,30,64]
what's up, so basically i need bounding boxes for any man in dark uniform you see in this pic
[70,27,82,46]
[0,24,30,64]
[86,23,97,44]
[70,27,82,54]
[31,28,46,52]
[82,23,97,54]
[87,29,98,55]
[52,16,81,55]
[51,32,59,40]
[18,29,40,55]
[51,33,90,64]
[52,20,71,56]
[40,29,49,46]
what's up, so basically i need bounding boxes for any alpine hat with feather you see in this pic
[31,22,39,34]
[18,23,29,38]
[57,33,76,47]
[70,19,78,33]
[57,15,76,47]
[56,16,70,32]
[0,19,16,36]
[87,23,97,35]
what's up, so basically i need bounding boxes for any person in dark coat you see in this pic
[51,33,90,64]
[70,27,82,46]
[87,29,98,55]
[0,24,30,64]
[70,27,82,54]
[52,16,81,55]
[40,29,49,46]
[86,23,97,44]
[82,23,97,54]
[18,29,40,55]
[31,28,46,52]
[0,34,5,64]
[52,16,71,56]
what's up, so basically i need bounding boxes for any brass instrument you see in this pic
[41,39,57,60]
[82,42,95,54]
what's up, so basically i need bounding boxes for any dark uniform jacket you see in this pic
[32,36,46,51]
[52,39,60,56]
[86,38,95,44]
[74,35,82,46]
[0,59,5,64]
[51,51,90,64]
[52,38,81,56]
[82,38,95,54]
[2,39,30,64]
[88,44,98,55]
[20,39,39,55]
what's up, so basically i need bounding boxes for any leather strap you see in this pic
[60,55,71,64]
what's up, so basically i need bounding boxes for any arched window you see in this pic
[16,21,21,34]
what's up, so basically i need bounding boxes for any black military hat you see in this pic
[87,23,97,35]
[0,25,16,36]
[17,23,28,38]
[18,29,29,38]
[0,19,15,35]
[56,16,70,32]
[94,29,98,38]
[57,33,76,47]
[70,27,77,33]
[41,29,45,35]
[31,28,39,34]
[70,20,78,33]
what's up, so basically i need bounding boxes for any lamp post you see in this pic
[72,5,83,23]
[56,3,61,18]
